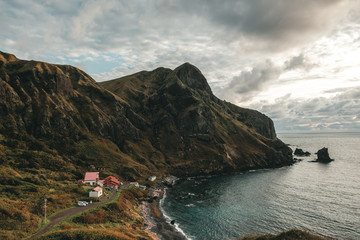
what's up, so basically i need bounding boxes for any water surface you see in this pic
[162,133,360,240]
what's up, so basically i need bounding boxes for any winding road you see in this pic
[26,190,118,240]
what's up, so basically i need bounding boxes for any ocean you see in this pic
[161,133,360,240]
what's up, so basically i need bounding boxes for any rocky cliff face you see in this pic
[100,62,294,175]
[0,51,293,180]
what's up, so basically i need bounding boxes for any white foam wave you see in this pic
[159,188,193,240]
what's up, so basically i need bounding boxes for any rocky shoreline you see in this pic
[141,178,188,240]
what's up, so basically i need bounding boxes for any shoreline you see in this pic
[141,179,188,240]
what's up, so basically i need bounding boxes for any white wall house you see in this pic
[148,176,156,181]
[89,186,103,198]
[84,172,99,186]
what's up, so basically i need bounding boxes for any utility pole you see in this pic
[44,198,47,224]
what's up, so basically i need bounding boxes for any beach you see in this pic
[141,180,188,240]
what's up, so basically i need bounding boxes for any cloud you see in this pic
[284,54,316,71]
[251,87,360,132]
[183,0,351,52]
[217,60,281,103]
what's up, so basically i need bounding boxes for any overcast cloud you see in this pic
[1,0,360,132]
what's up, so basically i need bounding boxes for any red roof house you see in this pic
[103,176,120,189]
[84,172,99,186]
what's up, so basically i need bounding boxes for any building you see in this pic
[130,182,139,187]
[84,172,99,186]
[77,179,84,184]
[89,186,103,198]
[139,185,147,190]
[103,176,120,189]
[97,180,104,187]
[148,176,156,181]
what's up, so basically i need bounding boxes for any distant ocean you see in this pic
[161,133,360,240]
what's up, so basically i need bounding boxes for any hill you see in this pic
[0,51,293,239]
[99,62,293,176]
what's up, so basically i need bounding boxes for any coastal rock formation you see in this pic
[315,148,333,163]
[294,148,311,157]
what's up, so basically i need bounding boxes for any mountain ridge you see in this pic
[0,51,293,178]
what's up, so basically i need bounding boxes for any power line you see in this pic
[44,198,47,224]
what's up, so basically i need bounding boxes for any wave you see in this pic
[159,188,193,240]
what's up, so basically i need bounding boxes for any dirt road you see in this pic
[26,190,118,240]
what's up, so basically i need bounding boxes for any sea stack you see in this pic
[294,148,311,157]
[316,147,334,163]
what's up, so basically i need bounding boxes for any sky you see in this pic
[1,0,360,133]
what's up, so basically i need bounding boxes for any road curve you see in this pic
[26,190,118,240]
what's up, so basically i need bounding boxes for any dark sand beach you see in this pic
[141,185,187,240]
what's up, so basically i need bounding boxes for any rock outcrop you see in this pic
[315,148,333,163]
[294,148,311,157]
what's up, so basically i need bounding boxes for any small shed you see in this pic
[148,176,156,181]
[130,182,139,187]
[89,187,103,198]
[97,180,104,187]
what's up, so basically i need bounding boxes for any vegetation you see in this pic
[71,188,146,225]
[37,229,154,240]
[44,188,154,240]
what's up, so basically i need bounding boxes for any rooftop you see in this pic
[84,172,99,181]
[92,186,102,192]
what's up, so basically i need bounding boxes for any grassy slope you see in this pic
[0,52,153,239]
[38,188,155,240]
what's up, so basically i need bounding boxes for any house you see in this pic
[89,186,103,198]
[103,176,120,189]
[148,176,156,181]
[130,182,139,187]
[84,172,99,186]
[97,180,104,187]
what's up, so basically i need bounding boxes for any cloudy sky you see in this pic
[2,0,360,132]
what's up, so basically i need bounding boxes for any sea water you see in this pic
[162,133,360,240]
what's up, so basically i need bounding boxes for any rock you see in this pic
[170,220,176,225]
[315,147,333,163]
[294,148,311,157]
